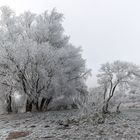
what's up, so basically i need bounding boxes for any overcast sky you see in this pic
[1,0,140,87]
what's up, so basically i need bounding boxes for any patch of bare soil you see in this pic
[6,131,31,140]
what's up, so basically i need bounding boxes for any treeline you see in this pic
[0,6,139,115]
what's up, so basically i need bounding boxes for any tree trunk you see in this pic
[35,99,45,112]
[116,102,121,113]
[102,81,119,114]
[41,97,52,111]
[35,101,39,111]
[6,95,12,113]
[39,98,46,111]
[102,101,110,114]
[35,97,53,111]
[26,99,32,112]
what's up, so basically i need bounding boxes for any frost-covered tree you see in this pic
[97,61,140,113]
[0,6,90,113]
[126,77,140,105]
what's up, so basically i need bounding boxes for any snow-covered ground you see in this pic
[1,108,140,140]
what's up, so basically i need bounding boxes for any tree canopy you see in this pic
[97,60,140,113]
[0,6,90,112]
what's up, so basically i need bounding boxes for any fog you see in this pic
[1,0,140,87]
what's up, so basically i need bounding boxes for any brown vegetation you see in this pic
[6,131,31,140]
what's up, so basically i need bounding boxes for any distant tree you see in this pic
[97,61,140,113]
[87,87,103,110]
[0,6,90,113]
[127,77,140,103]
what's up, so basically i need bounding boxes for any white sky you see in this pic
[1,0,140,87]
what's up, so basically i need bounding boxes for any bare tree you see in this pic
[97,61,140,113]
